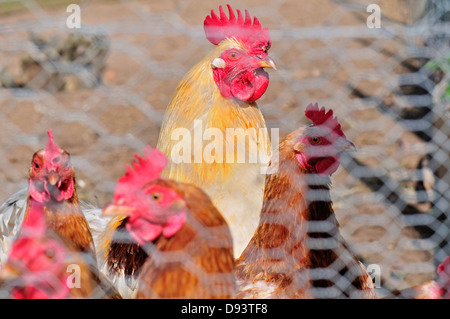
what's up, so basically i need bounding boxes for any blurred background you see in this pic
[0,0,448,297]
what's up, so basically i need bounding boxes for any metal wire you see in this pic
[0,0,448,298]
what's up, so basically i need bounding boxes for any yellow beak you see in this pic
[102,204,135,217]
[259,55,277,70]
[0,263,20,280]
[47,172,60,186]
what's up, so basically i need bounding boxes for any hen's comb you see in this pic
[116,146,168,194]
[305,103,344,136]
[204,4,270,49]
[45,129,61,170]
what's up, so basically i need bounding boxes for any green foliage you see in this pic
[424,55,450,73]
[424,55,450,102]
[443,82,450,101]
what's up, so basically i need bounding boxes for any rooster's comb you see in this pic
[305,103,344,136]
[204,4,271,50]
[116,146,168,193]
[45,129,61,168]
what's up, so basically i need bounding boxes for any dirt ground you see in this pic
[0,0,446,295]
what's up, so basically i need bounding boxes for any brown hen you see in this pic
[236,104,375,299]
[101,146,235,298]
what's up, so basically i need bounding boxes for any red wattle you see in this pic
[248,68,269,102]
[230,71,255,101]
[162,211,187,238]
[52,179,75,202]
[126,217,163,245]
[296,153,314,172]
[296,153,341,176]
[29,179,51,203]
[214,67,269,102]
[314,156,340,176]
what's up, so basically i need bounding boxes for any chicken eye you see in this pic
[63,158,70,167]
[151,192,162,201]
[228,51,240,61]
[260,42,270,54]
[33,161,40,169]
[311,137,321,145]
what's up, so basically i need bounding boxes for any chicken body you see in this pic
[156,6,275,257]
[0,130,120,299]
[100,147,235,298]
[136,180,235,299]
[236,104,375,298]
[0,203,72,299]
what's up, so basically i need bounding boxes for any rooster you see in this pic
[0,130,120,298]
[98,146,235,298]
[156,4,277,257]
[235,103,375,298]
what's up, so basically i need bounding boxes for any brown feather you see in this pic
[106,219,148,282]
[23,172,121,299]
[236,128,375,298]
[106,179,236,299]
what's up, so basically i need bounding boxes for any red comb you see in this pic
[204,4,270,50]
[305,103,344,136]
[116,146,168,194]
[45,129,61,170]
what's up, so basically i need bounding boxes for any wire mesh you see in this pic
[0,0,449,298]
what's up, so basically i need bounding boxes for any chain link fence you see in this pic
[0,0,449,298]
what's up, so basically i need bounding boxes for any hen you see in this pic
[156,4,276,257]
[0,198,110,299]
[0,205,72,299]
[0,130,120,298]
[98,147,235,298]
[236,103,375,299]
